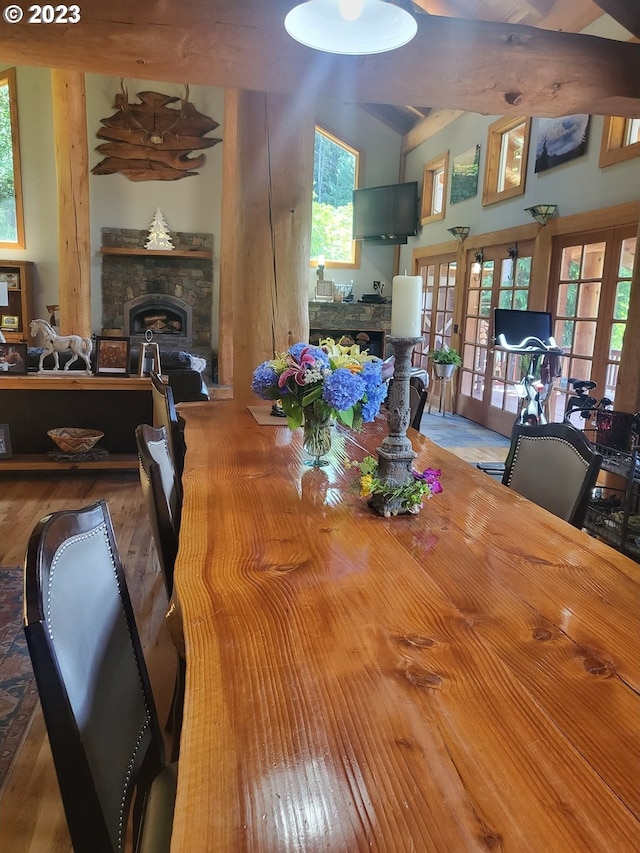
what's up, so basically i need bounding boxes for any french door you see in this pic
[548,226,636,421]
[414,256,457,371]
[456,241,534,434]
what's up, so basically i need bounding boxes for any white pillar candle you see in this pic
[391,275,422,337]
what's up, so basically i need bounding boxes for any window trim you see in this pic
[420,151,448,226]
[482,116,531,207]
[311,124,361,271]
[599,116,640,168]
[0,67,25,249]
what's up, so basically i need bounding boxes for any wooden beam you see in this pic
[402,109,464,154]
[50,70,91,338]
[592,0,640,39]
[3,1,639,118]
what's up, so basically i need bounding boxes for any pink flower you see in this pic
[278,347,316,388]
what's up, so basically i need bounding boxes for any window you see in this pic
[311,126,361,270]
[599,116,640,168]
[0,68,25,248]
[482,116,530,206]
[420,152,448,225]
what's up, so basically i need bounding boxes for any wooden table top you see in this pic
[172,401,640,852]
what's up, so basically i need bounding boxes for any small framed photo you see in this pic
[1,315,19,330]
[0,342,27,374]
[315,279,334,302]
[95,336,130,375]
[0,424,12,459]
[0,270,20,289]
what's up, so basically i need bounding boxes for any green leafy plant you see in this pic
[427,346,462,367]
[347,455,443,514]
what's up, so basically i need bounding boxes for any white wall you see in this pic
[398,111,640,275]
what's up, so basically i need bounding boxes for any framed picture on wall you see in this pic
[95,336,130,375]
[450,145,480,205]
[535,115,590,173]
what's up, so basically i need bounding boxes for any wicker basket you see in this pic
[47,428,105,454]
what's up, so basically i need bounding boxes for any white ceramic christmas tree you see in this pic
[146,208,174,250]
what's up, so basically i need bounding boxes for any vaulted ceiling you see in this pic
[2,0,639,139]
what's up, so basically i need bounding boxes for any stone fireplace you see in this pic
[101,227,214,371]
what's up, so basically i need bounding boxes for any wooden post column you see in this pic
[51,69,92,338]
[220,90,314,402]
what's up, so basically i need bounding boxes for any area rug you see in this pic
[0,566,38,795]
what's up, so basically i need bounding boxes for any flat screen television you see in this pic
[352,181,418,246]
[493,309,556,349]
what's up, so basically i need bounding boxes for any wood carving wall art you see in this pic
[92,85,221,181]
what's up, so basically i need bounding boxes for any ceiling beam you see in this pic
[592,0,640,38]
[2,1,639,118]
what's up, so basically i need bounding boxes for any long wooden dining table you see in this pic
[171,400,640,852]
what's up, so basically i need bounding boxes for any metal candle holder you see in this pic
[369,336,421,516]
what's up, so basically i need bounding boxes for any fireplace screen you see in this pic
[124,294,193,348]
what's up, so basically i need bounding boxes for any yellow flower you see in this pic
[360,473,374,497]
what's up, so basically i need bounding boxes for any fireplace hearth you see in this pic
[101,227,214,370]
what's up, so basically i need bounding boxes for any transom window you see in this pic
[311,126,361,270]
[0,67,25,248]
[482,116,530,206]
[599,116,640,167]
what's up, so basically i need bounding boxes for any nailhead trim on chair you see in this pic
[46,520,153,853]
[505,435,588,487]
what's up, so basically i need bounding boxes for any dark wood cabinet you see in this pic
[0,375,153,471]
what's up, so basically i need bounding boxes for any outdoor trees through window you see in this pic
[311,126,360,268]
[0,68,24,248]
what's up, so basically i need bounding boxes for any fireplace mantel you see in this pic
[101,247,212,259]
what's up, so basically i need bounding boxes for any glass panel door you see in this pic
[414,258,457,371]
[549,228,635,422]
[457,242,533,432]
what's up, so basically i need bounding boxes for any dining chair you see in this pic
[501,421,602,528]
[150,371,186,479]
[135,423,182,596]
[135,422,185,761]
[409,374,428,431]
[23,499,177,853]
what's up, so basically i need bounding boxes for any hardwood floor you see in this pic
[0,472,176,853]
[0,435,506,852]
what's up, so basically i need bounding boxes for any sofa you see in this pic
[27,347,210,403]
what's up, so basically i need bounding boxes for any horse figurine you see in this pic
[29,318,93,373]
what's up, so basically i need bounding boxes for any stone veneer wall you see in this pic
[308,302,392,354]
[101,227,214,371]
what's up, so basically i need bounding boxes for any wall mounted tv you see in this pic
[352,181,419,246]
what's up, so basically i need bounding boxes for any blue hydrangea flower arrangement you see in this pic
[251,338,393,432]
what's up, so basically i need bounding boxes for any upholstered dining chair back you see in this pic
[501,422,602,528]
[23,500,177,853]
[150,371,186,479]
[409,375,428,432]
[135,423,182,596]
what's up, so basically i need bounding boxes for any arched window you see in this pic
[0,68,25,248]
[311,126,361,270]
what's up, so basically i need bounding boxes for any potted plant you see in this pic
[427,345,462,379]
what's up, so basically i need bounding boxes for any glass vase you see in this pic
[302,407,332,467]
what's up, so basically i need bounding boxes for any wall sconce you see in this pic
[316,254,325,282]
[524,204,558,226]
[447,226,470,243]
[507,244,518,260]
[471,249,484,275]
